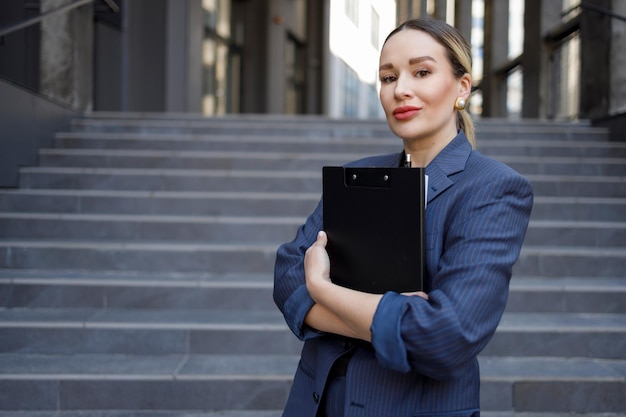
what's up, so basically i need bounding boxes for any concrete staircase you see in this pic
[0,113,624,416]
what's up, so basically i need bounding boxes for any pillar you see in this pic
[397,0,427,23]
[165,0,203,113]
[40,0,93,112]
[612,0,626,114]
[521,0,561,118]
[454,0,472,50]
[266,0,286,113]
[433,0,447,20]
[579,0,612,119]
[482,0,509,117]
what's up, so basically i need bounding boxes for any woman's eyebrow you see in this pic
[409,56,437,65]
[379,55,437,71]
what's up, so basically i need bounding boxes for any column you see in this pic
[579,0,612,119]
[521,0,561,118]
[482,0,509,117]
[612,0,626,114]
[165,0,203,113]
[433,0,447,20]
[454,0,472,47]
[40,0,93,112]
[266,0,286,113]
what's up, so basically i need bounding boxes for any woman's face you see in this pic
[378,29,469,146]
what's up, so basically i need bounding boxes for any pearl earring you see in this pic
[454,97,467,110]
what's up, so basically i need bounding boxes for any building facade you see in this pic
[1,0,625,120]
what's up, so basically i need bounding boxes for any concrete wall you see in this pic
[0,79,77,188]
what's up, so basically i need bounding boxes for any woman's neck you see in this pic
[402,131,457,168]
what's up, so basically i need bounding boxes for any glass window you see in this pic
[342,60,359,118]
[371,7,379,48]
[345,0,359,26]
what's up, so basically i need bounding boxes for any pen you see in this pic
[404,153,411,168]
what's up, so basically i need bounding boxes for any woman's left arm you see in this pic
[370,171,533,379]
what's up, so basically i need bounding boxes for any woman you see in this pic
[274,17,533,417]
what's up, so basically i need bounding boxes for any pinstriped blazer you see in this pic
[274,132,533,416]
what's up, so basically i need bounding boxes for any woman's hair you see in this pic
[384,18,476,148]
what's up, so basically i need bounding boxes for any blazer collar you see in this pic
[424,131,472,203]
[375,131,471,204]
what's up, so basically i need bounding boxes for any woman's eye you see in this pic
[415,69,430,78]
[380,75,397,83]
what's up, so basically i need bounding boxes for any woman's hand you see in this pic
[303,230,428,341]
[402,291,429,300]
[304,231,332,300]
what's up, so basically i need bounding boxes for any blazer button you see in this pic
[342,340,352,348]
[313,392,320,403]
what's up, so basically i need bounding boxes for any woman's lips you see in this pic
[393,106,422,120]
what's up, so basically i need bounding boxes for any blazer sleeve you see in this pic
[371,167,533,379]
[273,199,325,340]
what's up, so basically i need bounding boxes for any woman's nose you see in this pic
[394,75,413,98]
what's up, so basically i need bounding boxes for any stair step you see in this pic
[70,114,611,141]
[53,131,626,157]
[479,356,626,413]
[2,270,624,313]
[0,412,284,417]
[0,308,298,355]
[2,214,624,246]
[54,132,402,153]
[0,189,320,217]
[528,174,626,198]
[0,353,622,412]
[531,196,626,221]
[1,241,624,276]
[0,353,296,411]
[0,413,623,417]
[499,155,626,176]
[37,148,626,176]
[17,167,626,198]
[0,212,302,243]
[524,220,626,246]
[485,312,626,358]
[506,276,626,313]
[18,167,323,193]
[38,148,362,171]
[0,269,275,310]
[514,246,626,277]
[1,308,623,358]
[2,190,625,222]
[0,240,277,273]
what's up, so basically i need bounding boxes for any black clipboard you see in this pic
[322,166,426,294]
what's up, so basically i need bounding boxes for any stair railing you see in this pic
[562,0,626,23]
[0,0,119,38]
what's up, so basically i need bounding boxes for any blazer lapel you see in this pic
[425,133,472,204]
[350,132,471,205]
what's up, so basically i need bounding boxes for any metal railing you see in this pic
[485,1,625,120]
[0,0,120,112]
[0,0,118,38]
[563,0,626,23]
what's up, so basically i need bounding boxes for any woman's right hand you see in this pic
[402,291,429,300]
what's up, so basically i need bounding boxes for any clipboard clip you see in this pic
[344,168,392,188]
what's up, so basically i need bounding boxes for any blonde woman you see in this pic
[274,17,533,417]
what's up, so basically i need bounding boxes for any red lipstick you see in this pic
[393,105,422,120]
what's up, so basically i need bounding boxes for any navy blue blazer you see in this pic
[274,132,533,416]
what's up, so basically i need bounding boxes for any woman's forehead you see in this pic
[380,30,447,66]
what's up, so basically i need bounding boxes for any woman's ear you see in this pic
[458,73,472,99]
